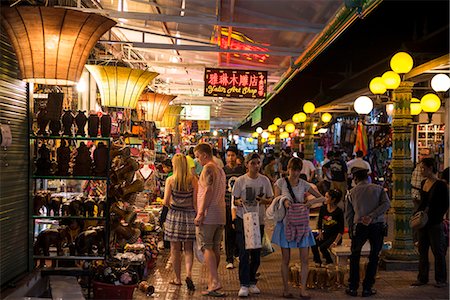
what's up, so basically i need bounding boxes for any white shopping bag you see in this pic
[243,203,261,250]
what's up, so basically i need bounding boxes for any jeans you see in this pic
[417,223,447,284]
[348,223,384,291]
[225,204,237,263]
[311,233,340,264]
[235,217,264,287]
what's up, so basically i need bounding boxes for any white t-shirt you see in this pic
[301,159,316,181]
[232,174,274,224]
[275,177,311,204]
[347,158,372,174]
[213,156,224,169]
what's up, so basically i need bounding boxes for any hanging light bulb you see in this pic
[321,113,332,123]
[354,96,373,115]
[292,113,301,123]
[381,71,401,90]
[303,102,315,114]
[369,77,386,95]
[273,117,282,126]
[285,123,295,133]
[298,112,307,123]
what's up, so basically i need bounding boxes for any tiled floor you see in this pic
[134,223,449,300]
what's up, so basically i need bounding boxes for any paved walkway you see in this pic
[134,224,449,300]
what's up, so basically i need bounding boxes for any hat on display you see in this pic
[245,152,260,164]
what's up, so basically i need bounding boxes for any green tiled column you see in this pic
[385,81,419,261]
[304,119,314,160]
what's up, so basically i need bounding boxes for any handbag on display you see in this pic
[242,203,261,250]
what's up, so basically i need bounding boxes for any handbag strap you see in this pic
[285,177,298,203]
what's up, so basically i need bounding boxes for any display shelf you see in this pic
[34,255,104,260]
[32,175,108,181]
[30,135,111,141]
[33,216,106,220]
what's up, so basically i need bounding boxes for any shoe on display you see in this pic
[226,263,234,269]
[345,288,358,297]
[362,288,377,297]
[249,285,260,294]
[238,286,249,297]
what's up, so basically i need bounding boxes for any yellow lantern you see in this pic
[268,138,275,145]
[410,98,422,116]
[292,113,301,123]
[303,102,315,114]
[390,52,414,74]
[252,132,259,138]
[137,93,176,121]
[285,123,296,133]
[280,132,289,139]
[268,124,277,132]
[298,112,307,123]
[420,93,441,113]
[261,138,267,143]
[248,137,254,143]
[369,77,386,95]
[273,117,282,126]
[381,71,401,90]
[155,105,183,128]
[256,127,263,134]
[321,112,332,123]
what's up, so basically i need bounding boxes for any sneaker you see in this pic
[411,280,427,286]
[434,282,448,288]
[362,288,377,297]
[226,262,234,269]
[249,285,261,294]
[345,288,358,297]
[238,286,249,297]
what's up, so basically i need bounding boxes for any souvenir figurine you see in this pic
[100,113,111,137]
[75,110,88,136]
[62,110,74,136]
[88,112,100,137]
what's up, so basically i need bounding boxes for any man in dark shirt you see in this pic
[223,147,246,269]
[323,151,348,208]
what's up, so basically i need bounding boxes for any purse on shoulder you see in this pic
[409,208,429,230]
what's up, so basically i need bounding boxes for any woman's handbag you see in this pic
[242,203,261,250]
[409,208,429,230]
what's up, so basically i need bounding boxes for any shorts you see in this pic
[196,224,224,250]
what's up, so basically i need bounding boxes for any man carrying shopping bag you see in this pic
[232,153,274,297]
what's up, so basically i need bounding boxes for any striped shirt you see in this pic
[198,162,226,225]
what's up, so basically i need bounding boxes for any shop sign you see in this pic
[181,105,210,121]
[204,68,267,99]
[251,106,262,126]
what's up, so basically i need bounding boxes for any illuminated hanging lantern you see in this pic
[268,124,278,132]
[420,93,441,113]
[298,112,307,123]
[155,105,183,128]
[431,74,450,92]
[252,132,259,138]
[410,98,422,116]
[381,71,401,90]
[390,52,414,74]
[256,127,263,134]
[137,93,176,121]
[86,66,159,108]
[273,117,282,126]
[285,123,296,133]
[292,113,301,123]
[280,132,289,139]
[369,77,386,95]
[321,113,332,123]
[303,102,315,114]
[1,7,116,86]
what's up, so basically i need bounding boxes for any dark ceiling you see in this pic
[240,0,450,131]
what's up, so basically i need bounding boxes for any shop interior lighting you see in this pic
[1,7,116,86]
[155,105,183,128]
[86,65,158,108]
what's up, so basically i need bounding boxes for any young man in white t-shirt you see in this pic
[298,152,316,182]
[232,153,274,297]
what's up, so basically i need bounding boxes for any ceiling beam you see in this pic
[99,41,301,56]
[62,7,324,33]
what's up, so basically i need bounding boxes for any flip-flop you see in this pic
[201,290,225,297]
[169,280,182,286]
[185,277,196,291]
[282,293,295,298]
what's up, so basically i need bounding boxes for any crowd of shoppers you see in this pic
[160,143,448,298]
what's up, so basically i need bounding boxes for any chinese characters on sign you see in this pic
[204,68,267,99]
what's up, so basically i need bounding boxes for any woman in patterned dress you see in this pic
[164,153,198,290]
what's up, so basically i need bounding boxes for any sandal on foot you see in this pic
[201,290,225,297]
[169,280,182,286]
[185,277,195,291]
